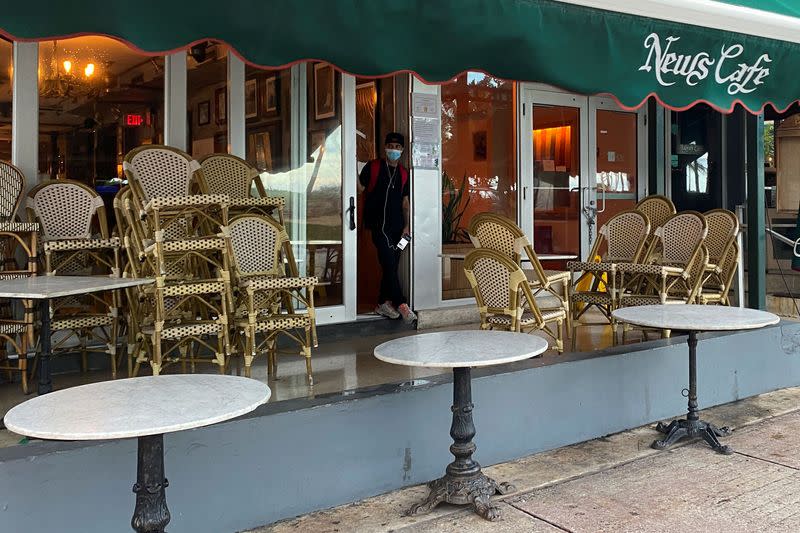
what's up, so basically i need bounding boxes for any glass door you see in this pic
[519,89,589,266]
[589,97,647,233]
[254,64,357,324]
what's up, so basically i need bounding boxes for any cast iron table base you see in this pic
[37,299,52,395]
[407,367,515,521]
[651,331,733,455]
[131,434,170,532]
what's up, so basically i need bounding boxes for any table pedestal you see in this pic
[131,434,170,533]
[652,331,733,455]
[407,367,515,521]
[37,299,52,395]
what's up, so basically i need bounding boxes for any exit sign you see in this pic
[125,114,144,126]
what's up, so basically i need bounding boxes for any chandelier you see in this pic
[39,40,110,100]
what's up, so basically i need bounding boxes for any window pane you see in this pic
[0,38,11,160]
[38,37,164,184]
[595,109,638,230]
[440,72,516,300]
[248,63,344,308]
[187,41,228,157]
[532,104,580,260]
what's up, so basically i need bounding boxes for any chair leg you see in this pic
[151,333,162,376]
[556,319,564,354]
[562,284,572,339]
[570,314,578,352]
[304,326,313,386]
[19,334,29,395]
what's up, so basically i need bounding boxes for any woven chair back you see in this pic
[703,209,739,263]
[200,154,260,199]
[598,209,650,262]
[27,180,105,240]
[656,211,708,265]
[635,195,676,232]
[229,215,289,277]
[123,145,203,203]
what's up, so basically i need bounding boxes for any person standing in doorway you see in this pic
[359,132,417,323]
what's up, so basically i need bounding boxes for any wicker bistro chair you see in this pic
[698,241,739,306]
[228,215,318,383]
[26,180,123,377]
[0,161,38,392]
[463,248,565,353]
[200,154,298,276]
[702,209,739,296]
[618,211,708,303]
[567,210,650,349]
[635,195,676,234]
[123,145,234,311]
[618,245,710,342]
[116,174,231,377]
[467,213,571,337]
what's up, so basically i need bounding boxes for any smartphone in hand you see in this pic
[397,233,411,250]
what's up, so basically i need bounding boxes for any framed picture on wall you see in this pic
[197,101,210,126]
[263,76,278,114]
[247,131,273,172]
[215,87,227,125]
[314,63,336,120]
[245,79,258,119]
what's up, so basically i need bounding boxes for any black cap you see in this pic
[385,132,405,147]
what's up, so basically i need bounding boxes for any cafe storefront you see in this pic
[2,0,798,324]
[2,1,800,531]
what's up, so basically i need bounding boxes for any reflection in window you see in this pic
[187,41,228,157]
[686,151,709,193]
[0,38,11,160]
[37,37,164,186]
[249,63,344,307]
[440,72,516,300]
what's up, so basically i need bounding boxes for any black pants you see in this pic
[371,230,405,307]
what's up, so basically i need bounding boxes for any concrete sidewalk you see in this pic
[248,387,800,533]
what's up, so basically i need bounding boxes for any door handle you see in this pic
[347,196,356,230]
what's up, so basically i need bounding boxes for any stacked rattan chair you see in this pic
[619,211,708,304]
[701,209,739,302]
[463,248,565,352]
[635,195,676,237]
[228,215,318,382]
[467,213,571,337]
[200,153,298,276]
[26,179,122,376]
[567,209,650,348]
[0,162,38,392]
[122,145,232,376]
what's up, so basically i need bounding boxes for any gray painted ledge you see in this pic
[0,321,799,533]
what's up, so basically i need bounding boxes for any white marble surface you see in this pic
[374,330,548,368]
[0,276,153,299]
[3,375,270,441]
[612,305,779,332]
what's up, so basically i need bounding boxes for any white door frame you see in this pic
[519,87,591,260]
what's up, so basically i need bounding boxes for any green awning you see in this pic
[3,0,800,113]
[717,1,800,18]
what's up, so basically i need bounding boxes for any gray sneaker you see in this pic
[398,304,417,324]
[376,302,400,319]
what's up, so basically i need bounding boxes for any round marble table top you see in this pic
[374,330,549,368]
[612,305,779,332]
[3,375,270,441]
